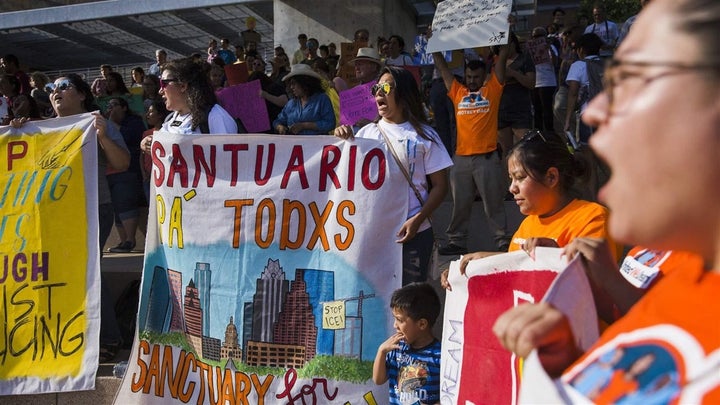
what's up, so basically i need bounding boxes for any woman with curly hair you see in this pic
[140,58,236,149]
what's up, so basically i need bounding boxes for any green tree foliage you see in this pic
[580,0,642,24]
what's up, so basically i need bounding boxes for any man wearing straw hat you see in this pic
[333,47,383,135]
[351,47,383,85]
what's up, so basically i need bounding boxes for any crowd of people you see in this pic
[3,0,719,402]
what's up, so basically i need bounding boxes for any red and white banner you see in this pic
[440,248,583,405]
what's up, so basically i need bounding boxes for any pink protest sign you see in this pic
[339,82,377,126]
[216,80,270,133]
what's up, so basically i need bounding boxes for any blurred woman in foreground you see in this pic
[493,0,720,401]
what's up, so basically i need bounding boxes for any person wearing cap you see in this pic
[272,64,335,135]
[292,33,308,65]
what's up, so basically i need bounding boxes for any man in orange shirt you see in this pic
[433,46,512,254]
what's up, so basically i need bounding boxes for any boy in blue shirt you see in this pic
[373,282,442,404]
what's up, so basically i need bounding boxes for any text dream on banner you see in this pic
[115,132,408,404]
[0,113,101,394]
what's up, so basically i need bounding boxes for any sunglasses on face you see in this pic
[371,82,394,96]
[45,79,74,93]
[159,78,179,89]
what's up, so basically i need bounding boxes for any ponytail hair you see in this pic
[508,130,589,197]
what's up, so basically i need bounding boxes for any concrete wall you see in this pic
[274,0,417,54]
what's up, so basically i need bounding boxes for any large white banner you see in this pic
[115,132,408,404]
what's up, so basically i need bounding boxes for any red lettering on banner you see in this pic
[151,142,387,193]
[223,143,249,186]
[151,143,166,187]
[319,145,341,192]
[166,144,189,188]
[254,144,275,186]
[276,368,338,405]
[361,148,385,190]
[192,145,216,188]
[6,141,27,170]
[281,145,309,189]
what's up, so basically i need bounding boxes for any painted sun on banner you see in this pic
[0,113,101,394]
[115,132,407,404]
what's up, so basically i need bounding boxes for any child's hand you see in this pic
[378,332,403,355]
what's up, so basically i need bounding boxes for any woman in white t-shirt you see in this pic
[335,66,452,285]
[140,58,236,151]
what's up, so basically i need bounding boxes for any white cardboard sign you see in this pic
[427,0,512,53]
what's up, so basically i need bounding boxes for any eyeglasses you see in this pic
[107,101,121,109]
[603,58,720,115]
[45,79,74,93]
[159,78,179,89]
[371,82,394,96]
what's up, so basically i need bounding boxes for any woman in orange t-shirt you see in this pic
[441,130,617,289]
[504,130,617,258]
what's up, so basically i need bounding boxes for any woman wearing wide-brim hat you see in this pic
[272,64,336,135]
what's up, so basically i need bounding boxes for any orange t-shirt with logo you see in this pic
[562,262,720,404]
[448,73,503,156]
[509,199,620,260]
[619,247,703,289]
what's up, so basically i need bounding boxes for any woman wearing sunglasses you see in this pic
[335,66,453,285]
[29,73,130,361]
[441,131,618,290]
[140,58,236,150]
[493,0,720,401]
